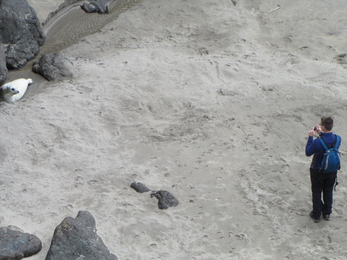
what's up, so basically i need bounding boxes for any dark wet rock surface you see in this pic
[150,190,179,210]
[130,181,152,193]
[32,52,76,81]
[0,0,45,69]
[81,0,114,13]
[0,225,42,260]
[0,46,8,85]
[46,211,118,260]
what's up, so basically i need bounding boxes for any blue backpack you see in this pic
[318,135,341,173]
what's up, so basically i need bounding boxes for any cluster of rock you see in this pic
[0,0,103,86]
[131,181,179,210]
[0,211,117,260]
[0,0,179,257]
[0,0,42,85]
[0,186,179,259]
[0,185,179,259]
[81,0,114,13]
[0,0,129,87]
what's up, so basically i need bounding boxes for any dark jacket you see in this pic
[305,132,340,169]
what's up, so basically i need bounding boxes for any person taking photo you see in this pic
[305,116,341,223]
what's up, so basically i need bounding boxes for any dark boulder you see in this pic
[45,211,117,260]
[0,0,45,69]
[0,225,42,260]
[150,190,179,210]
[0,45,7,85]
[32,52,75,81]
[130,181,152,193]
[81,0,114,13]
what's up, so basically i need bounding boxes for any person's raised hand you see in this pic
[308,128,315,137]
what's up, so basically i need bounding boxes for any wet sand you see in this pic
[2,0,347,259]
[8,0,145,97]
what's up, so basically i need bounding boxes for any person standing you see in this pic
[305,116,341,223]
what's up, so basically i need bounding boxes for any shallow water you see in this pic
[27,0,64,22]
[8,0,145,85]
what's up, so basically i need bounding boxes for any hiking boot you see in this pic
[323,214,330,221]
[310,211,320,223]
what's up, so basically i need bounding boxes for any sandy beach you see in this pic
[2,0,347,259]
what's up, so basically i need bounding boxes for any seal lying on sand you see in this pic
[0,78,33,102]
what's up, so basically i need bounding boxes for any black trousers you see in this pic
[310,168,337,219]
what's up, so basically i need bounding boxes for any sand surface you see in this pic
[2,0,347,259]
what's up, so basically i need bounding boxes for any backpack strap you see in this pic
[334,135,341,149]
[318,138,329,151]
[318,135,341,150]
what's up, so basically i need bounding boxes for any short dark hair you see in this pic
[321,116,334,131]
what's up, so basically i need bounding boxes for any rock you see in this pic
[334,53,347,65]
[0,225,42,260]
[130,181,152,193]
[45,211,118,260]
[0,46,7,85]
[150,190,179,209]
[0,0,45,69]
[81,0,114,13]
[32,53,75,81]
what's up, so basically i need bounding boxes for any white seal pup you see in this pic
[0,78,33,103]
